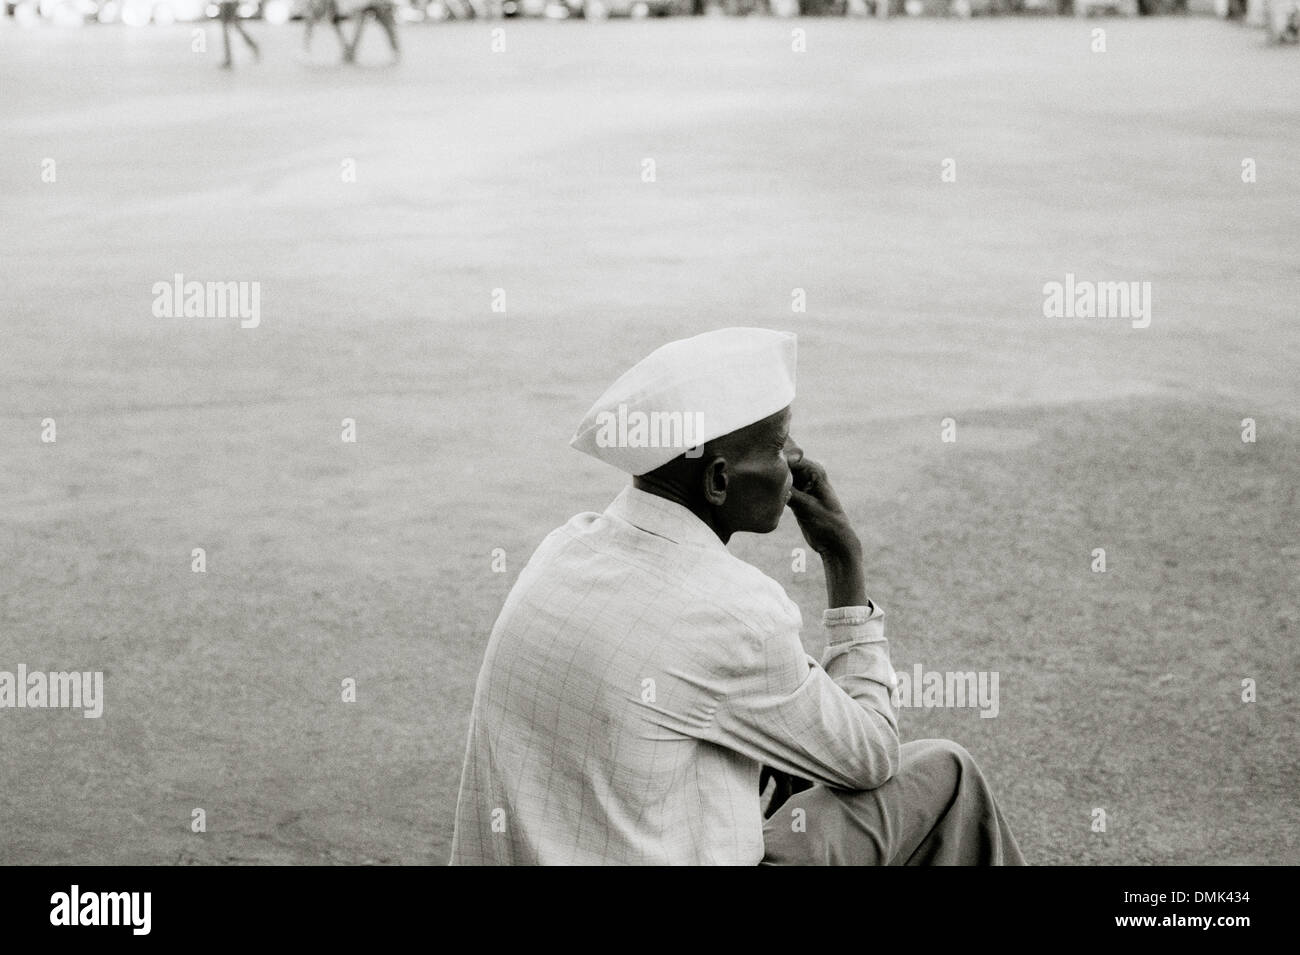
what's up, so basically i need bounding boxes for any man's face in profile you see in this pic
[710,406,794,537]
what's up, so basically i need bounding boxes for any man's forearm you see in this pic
[822,546,868,609]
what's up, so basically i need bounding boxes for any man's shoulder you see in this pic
[518,508,801,640]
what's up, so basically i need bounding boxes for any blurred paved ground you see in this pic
[1,17,1297,865]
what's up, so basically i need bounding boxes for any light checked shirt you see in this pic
[449,486,900,865]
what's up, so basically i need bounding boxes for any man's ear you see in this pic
[701,455,729,507]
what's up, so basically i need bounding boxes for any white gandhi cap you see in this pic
[569,327,797,476]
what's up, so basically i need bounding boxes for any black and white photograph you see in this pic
[1,0,1296,918]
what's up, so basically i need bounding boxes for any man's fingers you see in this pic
[792,460,846,513]
[790,456,827,492]
[786,487,824,515]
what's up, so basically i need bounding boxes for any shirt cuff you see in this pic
[822,602,882,628]
[822,601,887,647]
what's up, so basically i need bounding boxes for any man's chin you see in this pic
[732,504,787,537]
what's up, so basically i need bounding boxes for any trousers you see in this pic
[761,738,1028,865]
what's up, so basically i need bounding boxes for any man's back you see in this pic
[449,486,812,865]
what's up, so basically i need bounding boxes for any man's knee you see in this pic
[913,737,975,766]
[901,738,983,798]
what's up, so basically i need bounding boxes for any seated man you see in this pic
[450,327,1026,865]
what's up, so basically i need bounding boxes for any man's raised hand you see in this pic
[785,442,862,560]
[784,441,868,609]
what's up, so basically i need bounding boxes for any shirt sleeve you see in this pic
[698,602,901,791]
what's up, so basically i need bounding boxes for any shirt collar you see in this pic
[605,485,729,553]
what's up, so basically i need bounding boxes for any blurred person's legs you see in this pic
[349,2,400,62]
[762,738,1027,865]
[218,2,259,68]
[304,0,348,55]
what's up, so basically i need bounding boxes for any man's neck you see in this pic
[631,477,730,545]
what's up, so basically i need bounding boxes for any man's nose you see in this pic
[783,436,803,466]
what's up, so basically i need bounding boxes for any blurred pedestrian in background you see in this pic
[216,1,259,69]
[346,0,401,64]
[304,0,350,60]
